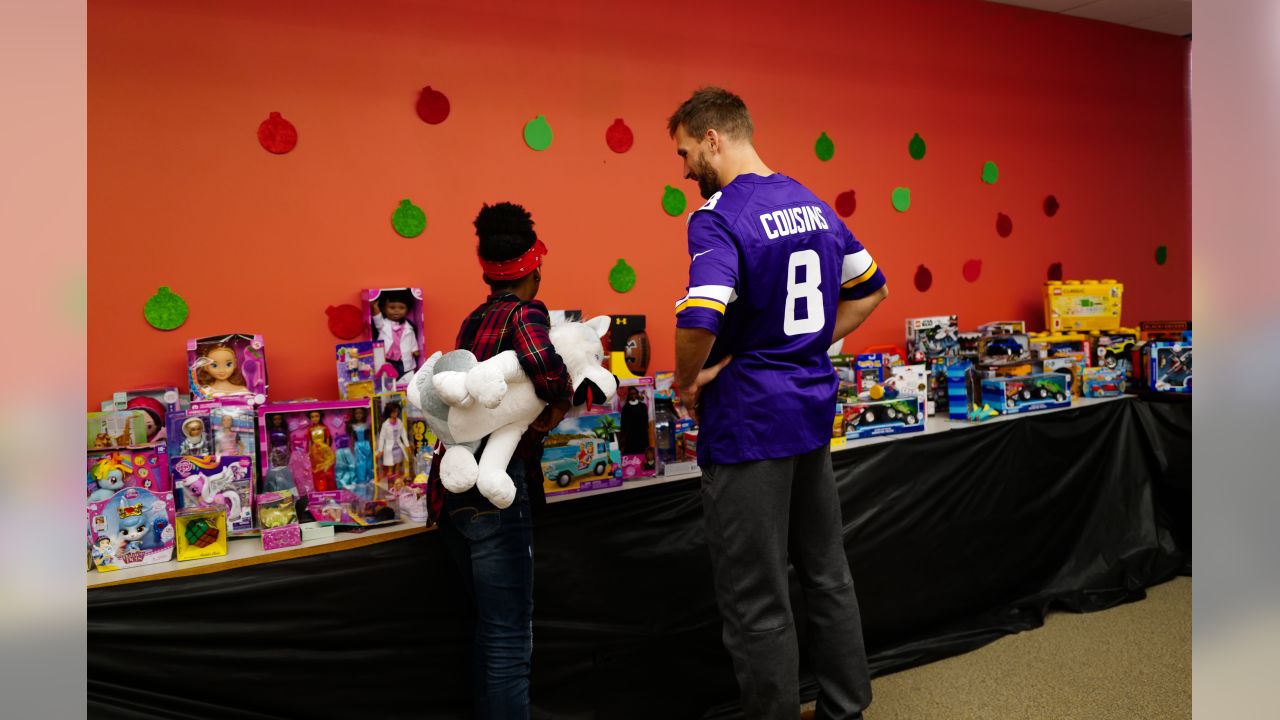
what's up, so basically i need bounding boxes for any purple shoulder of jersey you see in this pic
[674,173,887,465]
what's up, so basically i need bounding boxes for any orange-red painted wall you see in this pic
[88,0,1189,405]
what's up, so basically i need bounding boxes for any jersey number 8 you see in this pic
[783,250,825,336]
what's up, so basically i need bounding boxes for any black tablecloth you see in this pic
[88,396,1190,719]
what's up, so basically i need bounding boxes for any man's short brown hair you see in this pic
[667,87,754,141]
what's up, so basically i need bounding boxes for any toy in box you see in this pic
[87,486,175,572]
[87,448,170,503]
[541,408,624,497]
[1044,280,1123,332]
[87,410,148,450]
[107,386,181,443]
[257,490,303,550]
[174,510,228,561]
[1029,332,1092,363]
[944,362,978,420]
[1139,320,1191,343]
[308,489,398,527]
[336,341,384,400]
[1092,328,1139,385]
[606,314,650,380]
[854,354,888,395]
[188,333,268,405]
[1042,357,1083,397]
[977,321,1027,336]
[616,377,657,480]
[905,316,960,362]
[978,334,1031,365]
[1149,342,1192,393]
[167,411,212,460]
[886,364,929,407]
[258,399,373,498]
[406,408,438,484]
[980,373,1072,416]
[838,396,924,440]
[363,287,425,385]
[371,392,413,497]
[1082,367,1127,397]
[958,332,982,359]
[192,398,258,461]
[171,455,255,534]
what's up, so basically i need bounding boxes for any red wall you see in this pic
[88,0,1190,405]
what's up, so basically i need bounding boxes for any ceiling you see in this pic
[985,0,1191,36]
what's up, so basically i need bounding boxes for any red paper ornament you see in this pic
[1047,262,1064,281]
[963,259,983,283]
[1044,195,1060,217]
[326,304,364,340]
[835,191,857,218]
[257,112,297,154]
[996,213,1013,238]
[416,86,451,125]
[605,119,633,153]
[914,264,933,292]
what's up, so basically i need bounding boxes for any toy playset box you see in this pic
[103,386,182,443]
[257,490,302,550]
[171,455,255,535]
[187,333,268,406]
[836,395,924,441]
[362,288,425,389]
[308,489,398,527]
[1148,342,1192,393]
[1044,280,1124,332]
[87,486,176,572]
[257,399,373,499]
[541,405,624,498]
[616,377,657,480]
[87,410,149,451]
[1082,367,1127,398]
[174,510,228,562]
[336,341,384,400]
[87,448,171,503]
[980,372,1072,416]
[905,316,960,361]
[371,392,413,497]
[405,407,438,484]
[1091,328,1140,385]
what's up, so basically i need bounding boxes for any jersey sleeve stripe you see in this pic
[840,250,874,283]
[687,284,735,304]
[675,298,727,314]
[841,261,879,289]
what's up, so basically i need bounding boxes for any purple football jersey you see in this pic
[675,173,886,465]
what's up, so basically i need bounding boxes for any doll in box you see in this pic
[179,417,210,456]
[307,411,336,492]
[371,291,420,378]
[262,446,297,494]
[193,343,250,397]
[347,406,375,484]
[215,413,244,456]
[377,401,412,486]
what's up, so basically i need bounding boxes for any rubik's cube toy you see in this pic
[184,517,219,547]
[175,510,228,561]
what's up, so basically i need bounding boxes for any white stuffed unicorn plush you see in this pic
[405,315,616,509]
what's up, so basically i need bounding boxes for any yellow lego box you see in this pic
[1044,280,1123,332]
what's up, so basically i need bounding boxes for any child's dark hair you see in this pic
[380,288,415,311]
[475,202,537,289]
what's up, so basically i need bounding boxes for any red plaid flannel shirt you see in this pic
[428,293,573,517]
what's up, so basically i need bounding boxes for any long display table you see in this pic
[88,395,1190,719]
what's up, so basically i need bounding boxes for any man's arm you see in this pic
[833,284,889,342]
[675,328,731,422]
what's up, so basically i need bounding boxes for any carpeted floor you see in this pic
[803,577,1191,720]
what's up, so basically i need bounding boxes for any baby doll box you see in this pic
[187,333,268,406]
[87,486,176,572]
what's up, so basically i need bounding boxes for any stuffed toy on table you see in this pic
[405,316,616,509]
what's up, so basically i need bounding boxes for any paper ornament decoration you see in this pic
[392,199,426,238]
[144,287,188,331]
[835,191,856,217]
[963,259,983,283]
[914,264,933,292]
[326,304,364,339]
[1156,246,1168,265]
[892,187,912,212]
[996,213,1013,238]
[415,86,450,124]
[257,112,297,154]
[1048,262,1064,281]
[815,132,835,161]
[523,115,553,151]
[909,132,926,160]
[662,185,687,216]
[605,119,633,153]
[609,259,636,293]
[981,161,999,184]
[1044,195,1060,217]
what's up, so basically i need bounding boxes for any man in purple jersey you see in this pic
[668,87,889,720]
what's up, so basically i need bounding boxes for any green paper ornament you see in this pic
[662,185,687,216]
[981,161,999,185]
[891,187,912,212]
[815,132,835,162]
[609,259,637,293]
[523,115,553,151]
[391,199,426,238]
[144,286,188,331]
[909,132,926,160]
[1156,245,1168,265]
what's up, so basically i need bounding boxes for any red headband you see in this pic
[479,239,547,281]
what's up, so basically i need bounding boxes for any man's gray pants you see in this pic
[701,444,872,720]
